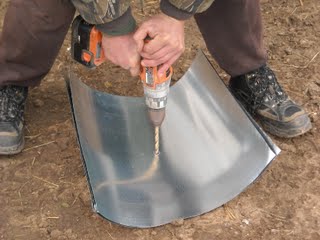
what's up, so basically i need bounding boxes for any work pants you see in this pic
[0,0,75,87]
[195,0,267,76]
[0,0,267,86]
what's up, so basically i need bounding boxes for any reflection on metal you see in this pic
[66,51,280,228]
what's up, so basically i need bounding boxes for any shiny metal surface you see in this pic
[67,51,280,228]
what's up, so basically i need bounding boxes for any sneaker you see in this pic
[229,65,312,138]
[0,85,28,155]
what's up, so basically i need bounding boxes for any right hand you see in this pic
[133,14,185,77]
[102,33,140,76]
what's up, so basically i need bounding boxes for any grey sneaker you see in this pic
[0,86,28,155]
[229,65,312,138]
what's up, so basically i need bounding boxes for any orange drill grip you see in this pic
[140,66,173,87]
[140,37,173,88]
[88,26,105,66]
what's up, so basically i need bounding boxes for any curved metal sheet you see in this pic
[67,51,280,228]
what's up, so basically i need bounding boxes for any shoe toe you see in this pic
[0,122,24,154]
[261,112,312,138]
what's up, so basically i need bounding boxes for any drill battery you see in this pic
[71,16,105,68]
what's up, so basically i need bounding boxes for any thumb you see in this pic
[129,55,141,77]
[129,65,140,77]
[133,24,151,53]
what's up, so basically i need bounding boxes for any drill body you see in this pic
[140,66,173,127]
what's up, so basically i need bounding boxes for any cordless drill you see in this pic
[70,16,172,127]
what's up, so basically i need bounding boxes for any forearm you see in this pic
[160,0,215,20]
[70,0,136,35]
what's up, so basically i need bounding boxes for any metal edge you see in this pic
[64,71,98,212]
[192,50,281,156]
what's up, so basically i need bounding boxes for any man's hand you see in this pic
[134,14,185,77]
[102,33,140,76]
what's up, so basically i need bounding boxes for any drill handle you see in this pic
[140,38,173,88]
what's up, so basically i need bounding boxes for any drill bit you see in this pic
[154,126,160,155]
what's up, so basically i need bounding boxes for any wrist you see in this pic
[95,8,136,36]
[159,13,185,25]
[160,0,194,20]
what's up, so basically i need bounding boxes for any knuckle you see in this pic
[163,35,170,42]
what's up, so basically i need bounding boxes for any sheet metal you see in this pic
[67,51,280,228]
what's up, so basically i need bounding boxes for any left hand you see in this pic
[133,14,185,77]
[102,32,140,76]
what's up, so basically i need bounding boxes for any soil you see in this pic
[0,0,319,239]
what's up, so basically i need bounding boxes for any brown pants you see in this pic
[0,0,75,87]
[0,0,266,86]
[194,0,267,76]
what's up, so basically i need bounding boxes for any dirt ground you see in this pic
[0,0,319,239]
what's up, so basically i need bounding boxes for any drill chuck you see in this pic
[148,109,166,127]
[143,80,170,110]
[143,78,171,127]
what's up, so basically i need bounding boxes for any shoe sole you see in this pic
[261,114,312,138]
[0,137,25,155]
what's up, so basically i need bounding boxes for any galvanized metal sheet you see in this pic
[67,51,280,228]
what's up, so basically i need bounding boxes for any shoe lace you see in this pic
[246,65,287,112]
[0,86,27,122]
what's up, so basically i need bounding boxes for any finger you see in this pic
[142,37,166,55]
[140,45,171,60]
[158,53,180,77]
[141,50,178,67]
[133,24,151,52]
